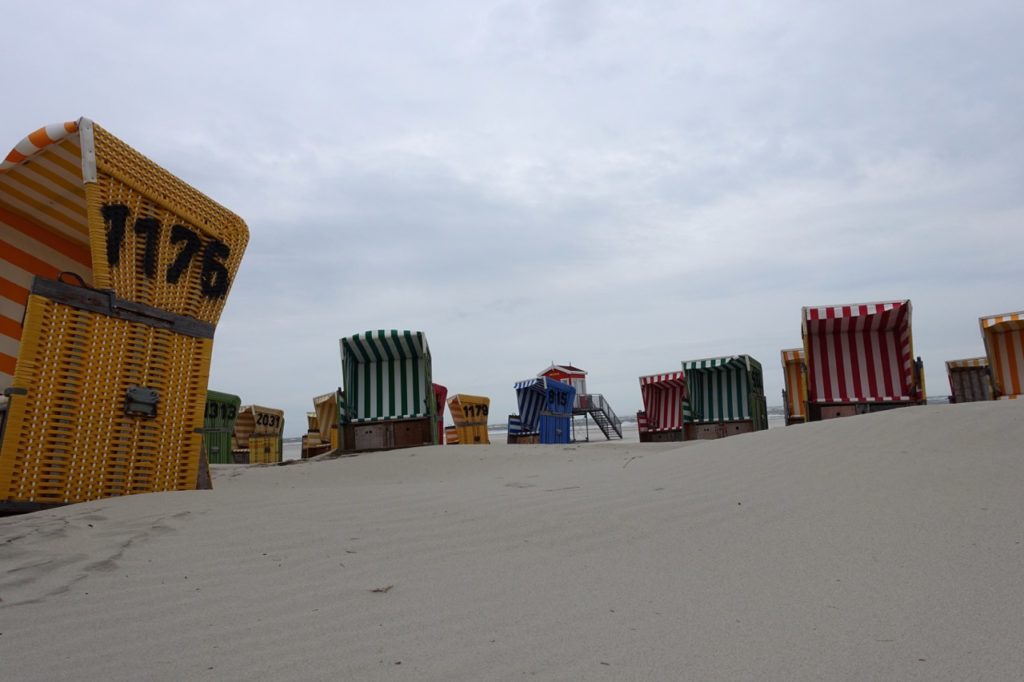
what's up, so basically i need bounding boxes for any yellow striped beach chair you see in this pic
[0,118,248,511]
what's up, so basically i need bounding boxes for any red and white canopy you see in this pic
[639,371,687,431]
[802,301,919,404]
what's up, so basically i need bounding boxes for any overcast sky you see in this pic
[4,1,1023,436]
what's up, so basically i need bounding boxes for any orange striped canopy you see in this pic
[1,121,92,388]
[980,311,1024,398]
[780,348,807,421]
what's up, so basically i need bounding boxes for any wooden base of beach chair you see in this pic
[302,442,333,459]
[343,417,434,453]
[685,421,756,440]
[808,401,922,422]
[639,429,684,443]
[0,500,64,517]
[507,433,539,445]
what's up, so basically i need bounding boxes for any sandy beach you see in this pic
[2,400,1022,681]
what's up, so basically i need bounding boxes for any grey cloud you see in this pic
[3,1,1023,432]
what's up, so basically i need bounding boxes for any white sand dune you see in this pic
[2,400,1023,681]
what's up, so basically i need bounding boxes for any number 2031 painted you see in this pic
[256,413,281,429]
[101,204,232,299]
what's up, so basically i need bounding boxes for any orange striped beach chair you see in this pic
[980,311,1024,400]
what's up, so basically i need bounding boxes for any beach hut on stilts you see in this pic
[0,118,248,512]
[636,372,686,442]
[780,348,808,425]
[337,330,438,452]
[681,355,768,439]
[980,310,1024,400]
[509,377,576,444]
[801,300,925,420]
[539,364,587,408]
[539,363,622,440]
[945,358,992,403]
[447,394,490,444]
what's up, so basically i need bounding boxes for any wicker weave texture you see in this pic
[313,392,339,441]
[233,405,285,448]
[247,435,282,464]
[203,391,241,465]
[1,191,93,390]
[0,295,210,504]
[85,124,248,325]
[447,394,491,445]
